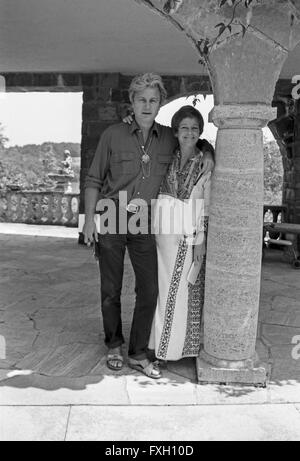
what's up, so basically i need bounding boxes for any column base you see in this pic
[196,349,269,387]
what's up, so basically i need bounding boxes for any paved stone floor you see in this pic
[0,223,300,440]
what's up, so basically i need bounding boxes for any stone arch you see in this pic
[161,76,212,107]
[136,1,300,104]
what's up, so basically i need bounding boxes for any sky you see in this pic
[0,92,273,147]
[0,92,83,146]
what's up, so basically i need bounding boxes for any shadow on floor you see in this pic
[0,234,299,395]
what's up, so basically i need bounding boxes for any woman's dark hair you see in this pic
[171,105,204,136]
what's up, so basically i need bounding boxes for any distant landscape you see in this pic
[0,141,80,192]
[263,139,283,205]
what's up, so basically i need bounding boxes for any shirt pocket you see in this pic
[110,152,138,175]
[154,154,171,176]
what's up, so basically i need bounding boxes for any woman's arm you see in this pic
[197,139,215,175]
[193,175,211,263]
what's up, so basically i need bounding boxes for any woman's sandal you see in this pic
[157,359,168,369]
[106,350,124,371]
[128,358,162,379]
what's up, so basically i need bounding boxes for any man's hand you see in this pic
[201,150,214,175]
[84,188,100,245]
[122,114,134,124]
[193,241,206,265]
[83,218,98,246]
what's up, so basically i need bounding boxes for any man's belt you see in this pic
[126,203,140,214]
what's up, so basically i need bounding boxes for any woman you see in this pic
[149,105,212,361]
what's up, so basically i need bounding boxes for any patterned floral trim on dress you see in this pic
[157,238,188,359]
[182,256,206,357]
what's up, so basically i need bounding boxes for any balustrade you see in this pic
[0,191,79,227]
[263,204,286,223]
[263,204,287,240]
[0,195,288,232]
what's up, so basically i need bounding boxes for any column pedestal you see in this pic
[197,349,269,386]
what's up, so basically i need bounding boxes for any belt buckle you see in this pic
[126,203,139,214]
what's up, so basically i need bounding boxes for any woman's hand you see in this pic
[122,114,134,124]
[83,219,98,246]
[193,241,206,265]
[200,150,214,175]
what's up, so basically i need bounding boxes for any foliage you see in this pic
[0,123,9,149]
[263,139,283,205]
[0,142,80,192]
[162,0,183,15]
[197,0,254,63]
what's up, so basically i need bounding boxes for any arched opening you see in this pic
[0,92,82,192]
[263,128,283,207]
[156,94,216,147]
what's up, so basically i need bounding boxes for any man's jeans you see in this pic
[97,230,158,360]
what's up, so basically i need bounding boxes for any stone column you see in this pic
[195,33,289,385]
[80,73,122,215]
[197,104,276,385]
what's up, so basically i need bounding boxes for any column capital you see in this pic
[210,104,277,129]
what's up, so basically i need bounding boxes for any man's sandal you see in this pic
[128,358,162,379]
[106,351,124,371]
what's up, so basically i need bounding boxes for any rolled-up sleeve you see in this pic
[84,127,112,191]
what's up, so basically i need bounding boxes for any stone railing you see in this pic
[263,204,287,223]
[0,195,288,231]
[0,191,80,227]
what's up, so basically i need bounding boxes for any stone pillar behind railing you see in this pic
[0,191,79,227]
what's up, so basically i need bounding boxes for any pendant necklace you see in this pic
[141,151,151,177]
[141,149,150,165]
[136,132,153,178]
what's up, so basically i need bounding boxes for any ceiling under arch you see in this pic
[0,0,298,78]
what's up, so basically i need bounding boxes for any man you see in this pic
[83,73,214,378]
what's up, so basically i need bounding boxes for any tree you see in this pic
[0,123,9,149]
[263,139,283,205]
[0,141,80,192]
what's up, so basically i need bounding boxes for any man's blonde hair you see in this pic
[128,73,167,104]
